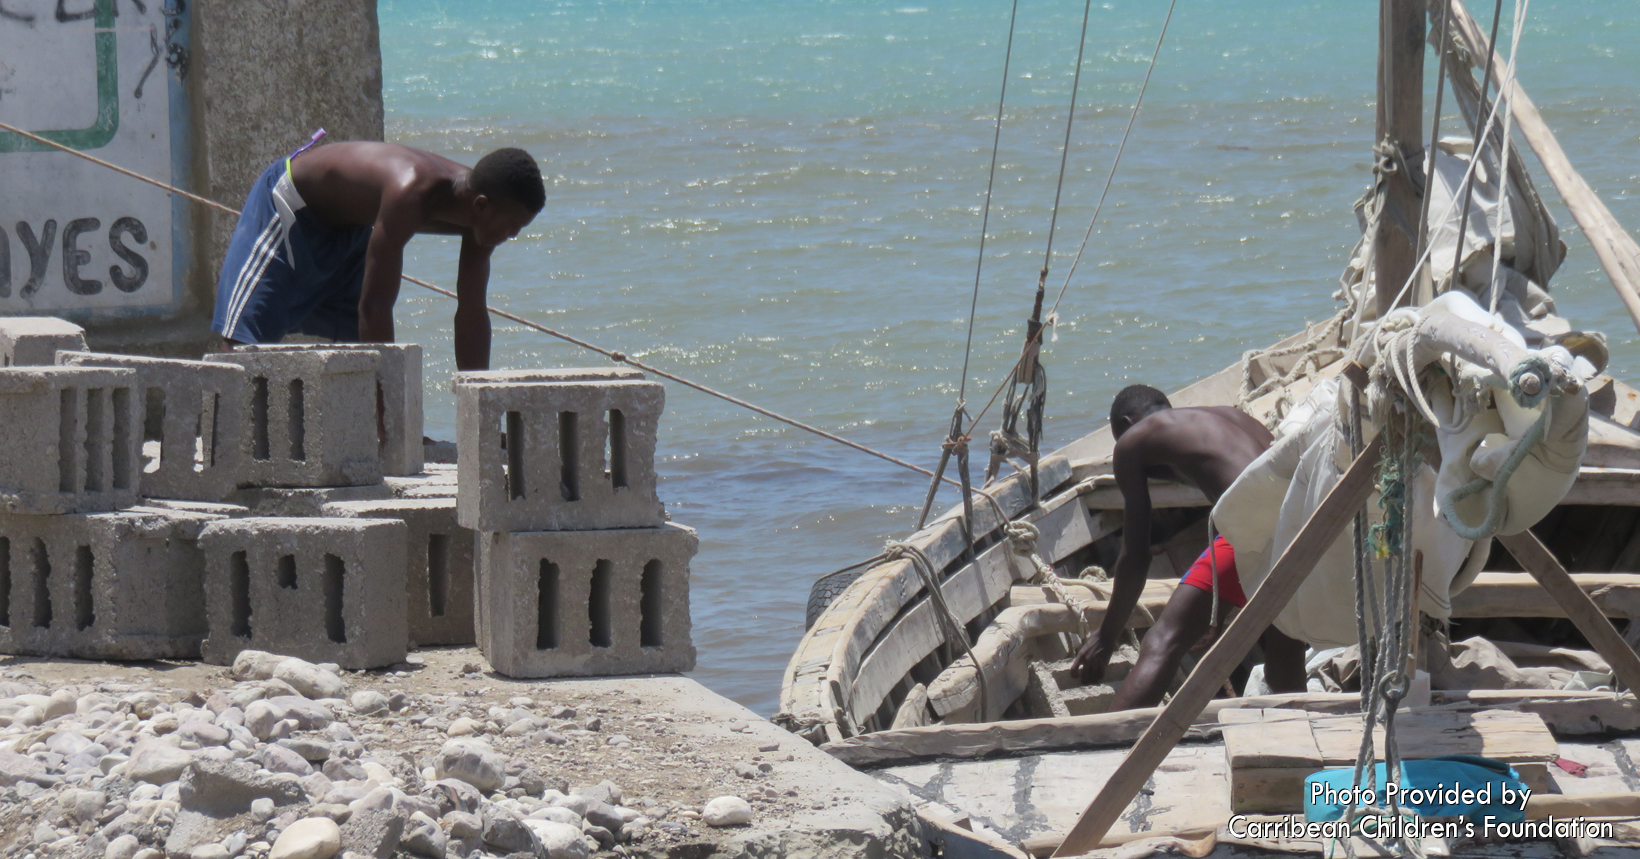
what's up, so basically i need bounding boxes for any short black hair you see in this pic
[471,148,545,214]
[1110,384,1171,425]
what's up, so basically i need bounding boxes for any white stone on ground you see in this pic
[702,795,753,827]
[269,817,342,859]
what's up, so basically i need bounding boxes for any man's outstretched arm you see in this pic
[452,232,494,371]
[1072,436,1154,682]
[357,197,417,344]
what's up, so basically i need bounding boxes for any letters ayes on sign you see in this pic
[0,0,190,315]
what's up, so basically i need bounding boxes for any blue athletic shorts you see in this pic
[212,156,373,344]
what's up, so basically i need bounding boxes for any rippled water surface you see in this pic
[379,0,1640,714]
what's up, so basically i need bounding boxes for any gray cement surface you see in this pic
[0,318,87,367]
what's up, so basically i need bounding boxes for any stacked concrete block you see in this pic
[58,352,251,502]
[204,349,382,488]
[198,518,407,669]
[477,524,696,677]
[0,318,87,367]
[324,498,475,647]
[0,508,227,659]
[236,344,425,476]
[455,368,665,532]
[0,367,141,514]
[225,484,394,518]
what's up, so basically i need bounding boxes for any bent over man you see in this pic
[213,141,545,371]
[1071,384,1307,709]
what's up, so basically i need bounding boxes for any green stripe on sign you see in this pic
[0,0,120,154]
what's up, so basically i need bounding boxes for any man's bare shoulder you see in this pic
[1115,406,1269,455]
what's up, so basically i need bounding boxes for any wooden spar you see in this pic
[1373,0,1425,316]
[1049,437,1384,856]
[1444,0,1640,335]
[1497,531,1640,694]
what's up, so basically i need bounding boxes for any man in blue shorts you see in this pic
[212,140,544,371]
[1070,384,1308,708]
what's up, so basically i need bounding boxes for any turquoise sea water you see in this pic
[379,0,1640,714]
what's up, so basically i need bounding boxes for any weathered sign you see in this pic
[0,0,191,319]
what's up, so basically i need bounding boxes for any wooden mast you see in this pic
[1375,0,1428,315]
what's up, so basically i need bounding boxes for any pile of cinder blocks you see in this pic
[457,368,697,677]
[0,317,477,670]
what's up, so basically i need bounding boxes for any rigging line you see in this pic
[957,0,1021,405]
[1036,0,1097,287]
[1412,0,1456,262]
[1488,0,1531,315]
[0,118,957,487]
[1382,0,1526,311]
[1448,0,1507,284]
[1047,0,1180,321]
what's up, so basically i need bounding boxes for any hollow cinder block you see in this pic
[0,367,140,514]
[477,524,696,678]
[455,369,665,532]
[59,352,250,502]
[198,517,408,669]
[323,498,475,647]
[204,349,382,488]
[0,317,87,367]
[235,344,424,477]
[0,507,227,660]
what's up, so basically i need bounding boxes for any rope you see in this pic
[1037,0,1096,285]
[0,118,956,488]
[1437,356,1554,540]
[1487,0,1532,315]
[1045,0,1182,326]
[885,539,989,719]
[1412,0,1457,266]
[1448,0,1508,288]
[957,0,1020,405]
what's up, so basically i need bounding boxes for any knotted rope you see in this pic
[884,540,989,720]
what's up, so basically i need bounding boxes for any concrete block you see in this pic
[0,508,227,660]
[235,344,424,476]
[384,465,457,500]
[204,350,382,487]
[199,518,408,669]
[455,370,665,532]
[225,484,394,518]
[59,352,251,502]
[0,318,87,367]
[0,367,141,514]
[323,499,474,647]
[477,524,696,678]
[139,499,252,518]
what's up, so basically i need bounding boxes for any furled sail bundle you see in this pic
[1216,291,1591,648]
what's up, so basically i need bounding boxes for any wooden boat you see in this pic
[777,0,1640,854]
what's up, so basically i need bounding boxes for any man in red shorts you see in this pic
[1070,385,1307,708]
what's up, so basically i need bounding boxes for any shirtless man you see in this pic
[212,141,545,371]
[1070,384,1308,709]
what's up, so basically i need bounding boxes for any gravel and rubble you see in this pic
[0,648,931,859]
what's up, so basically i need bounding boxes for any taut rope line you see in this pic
[0,118,956,487]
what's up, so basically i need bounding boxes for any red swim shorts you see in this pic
[1179,535,1247,608]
